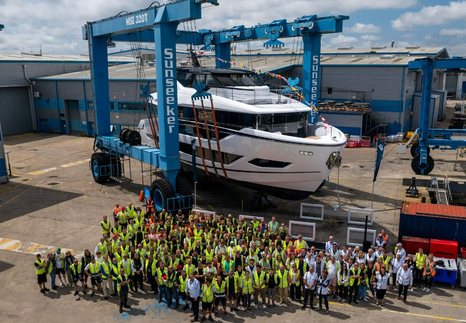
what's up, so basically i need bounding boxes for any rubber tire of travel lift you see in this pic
[91,152,110,184]
[411,155,435,175]
[126,130,141,146]
[119,128,130,143]
[151,178,176,213]
[410,142,431,157]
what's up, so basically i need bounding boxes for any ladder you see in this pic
[430,176,452,205]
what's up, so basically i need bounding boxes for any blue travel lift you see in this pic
[408,57,466,175]
[83,0,347,212]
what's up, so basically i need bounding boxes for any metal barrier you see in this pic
[239,214,265,221]
[299,203,324,221]
[167,195,194,213]
[347,227,376,247]
[347,207,373,226]
[289,220,316,241]
[191,208,217,219]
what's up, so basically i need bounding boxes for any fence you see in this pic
[191,208,217,219]
[239,214,265,221]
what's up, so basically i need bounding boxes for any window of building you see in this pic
[118,102,145,111]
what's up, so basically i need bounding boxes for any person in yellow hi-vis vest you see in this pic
[414,248,426,287]
[253,264,267,307]
[201,278,214,322]
[34,254,48,294]
[213,275,228,315]
[275,264,291,305]
[178,270,190,310]
[241,270,254,311]
[100,215,111,238]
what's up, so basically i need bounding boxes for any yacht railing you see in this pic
[210,86,289,105]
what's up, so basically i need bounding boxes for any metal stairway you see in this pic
[430,176,452,205]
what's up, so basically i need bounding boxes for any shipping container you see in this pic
[399,202,466,246]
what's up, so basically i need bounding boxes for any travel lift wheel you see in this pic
[150,178,176,213]
[411,155,435,175]
[410,142,430,157]
[91,152,110,184]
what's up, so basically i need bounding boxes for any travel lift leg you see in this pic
[411,59,435,175]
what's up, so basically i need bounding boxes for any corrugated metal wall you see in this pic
[0,62,89,87]
[0,87,32,135]
[399,213,466,246]
[321,66,404,103]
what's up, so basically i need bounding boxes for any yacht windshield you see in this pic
[213,73,265,87]
[257,112,308,137]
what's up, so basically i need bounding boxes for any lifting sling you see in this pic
[208,97,228,179]
[191,100,209,176]
[200,99,219,176]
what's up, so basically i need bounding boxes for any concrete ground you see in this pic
[0,132,465,323]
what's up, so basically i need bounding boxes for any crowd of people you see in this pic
[33,201,437,321]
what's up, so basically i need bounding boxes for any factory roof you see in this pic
[0,53,133,64]
[110,46,448,57]
[34,46,448,81]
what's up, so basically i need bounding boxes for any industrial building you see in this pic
[0,53,132,135]
[28,46,450,137]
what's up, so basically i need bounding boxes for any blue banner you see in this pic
[373,138,385,182]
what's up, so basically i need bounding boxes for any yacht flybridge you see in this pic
[138,67,346,200]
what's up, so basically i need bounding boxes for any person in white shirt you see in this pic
[365,249,376,264]
[325,236,334,254]
[375,266,389,306]
[317,269,330,314]
[395,243,407,264]
[302,265,318,310]
[311,255,325,277]
[396,263,413,302]
[186,274,201,322]
[215,242,226,256]
[326,256,339,299]
[54,248,66,287]
[390,254,403,290]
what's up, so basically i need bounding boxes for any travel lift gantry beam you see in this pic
[83,0,347,212]
[408,57,466,175]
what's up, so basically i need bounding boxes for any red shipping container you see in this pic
[430,239,458,258]
[402,236,429,255]
[461,247,466,259]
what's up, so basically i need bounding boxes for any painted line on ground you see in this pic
[414,299,466,309]
[0,237,76,256]
[330,300,466,322]
[27,159,90,176]
[381,308,466,322]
